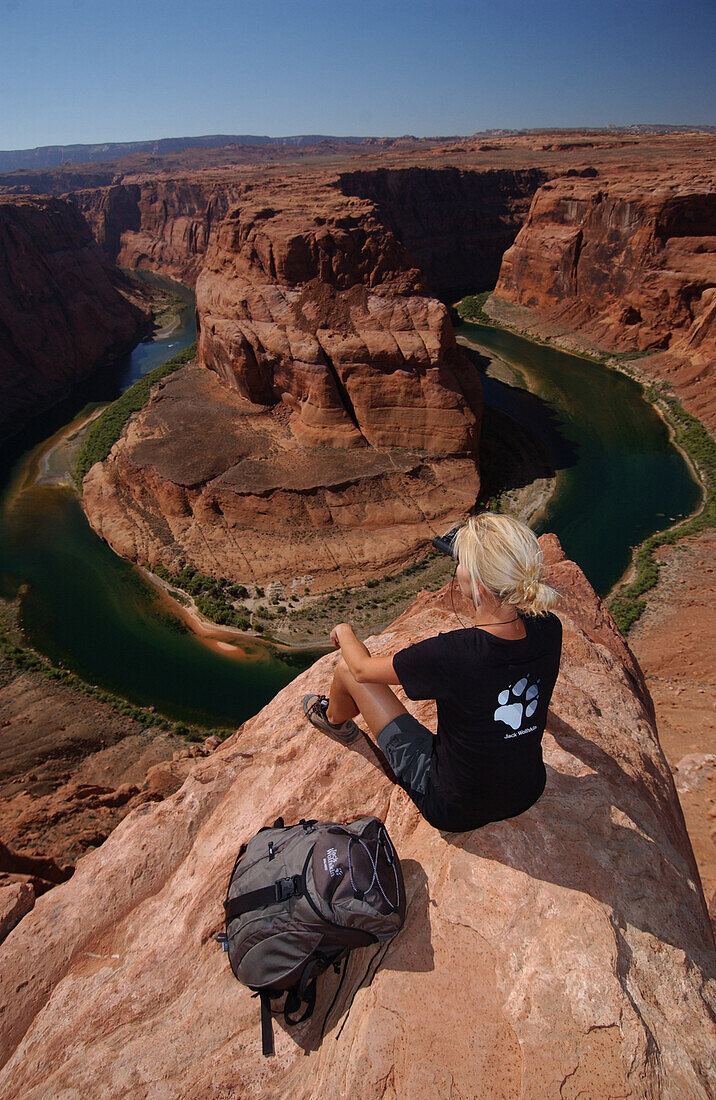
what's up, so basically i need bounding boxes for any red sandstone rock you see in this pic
[82,182,484,589]
[0,883,34,945]
[68,145,713,597]
[196,185,482,453]
[336,166,546,297]
[0,195,150,442]
[73,179,245,284]
[628,531,716,931]
[82,363,480,589]
[0,654,193,876]
[0,539,713,1096]
[495,175,716,430]
[0,840,73,886]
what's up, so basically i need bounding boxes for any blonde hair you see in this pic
[452,512,560,617]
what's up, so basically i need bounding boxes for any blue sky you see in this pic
[1,0,714,149]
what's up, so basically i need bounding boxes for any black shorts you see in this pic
[377,712,433,811]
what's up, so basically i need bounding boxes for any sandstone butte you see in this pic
[0,195,149,445]
[82,180,485,589]
[0,537,714,1099]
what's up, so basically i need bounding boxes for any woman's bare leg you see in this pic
[326,658,408,738]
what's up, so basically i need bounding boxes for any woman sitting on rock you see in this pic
[303,512,562,832]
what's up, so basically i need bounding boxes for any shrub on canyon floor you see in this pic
[194,596,250,630]
[456,292,492,325]
[152,564,257,630]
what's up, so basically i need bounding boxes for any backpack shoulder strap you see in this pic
[259,992,275,1057]
[282,952,327,1026]
[257,956,323,1056]
[283,980,317,1026]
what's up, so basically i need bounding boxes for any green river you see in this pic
[456,319,701,595]
[0,280,702,729]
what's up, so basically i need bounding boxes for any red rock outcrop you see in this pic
[0,841,72,888]
[0,651,208,879]
[82,182,483,589]
[82,361,480,590]
[0,195,150,443]
[0,537,713,1097]
[73,179,244,283]
[196,184,481,449]
[337,166,547,297]
[71,165,547,297]
[628,530,716,923]
[0,882,34,944]
[495,175,716,430]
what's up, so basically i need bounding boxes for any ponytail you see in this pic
[515,576,560,616]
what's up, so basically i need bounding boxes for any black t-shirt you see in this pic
[392,613,562,832]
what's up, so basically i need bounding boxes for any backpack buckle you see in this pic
[275,875,302,902]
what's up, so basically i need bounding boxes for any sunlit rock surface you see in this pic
[0,537,713,1098]
[83,180,483,589]
[495,174,716,431]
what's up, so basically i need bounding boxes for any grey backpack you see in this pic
[217,815,405,1055]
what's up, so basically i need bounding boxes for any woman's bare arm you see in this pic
[330,622,401,685]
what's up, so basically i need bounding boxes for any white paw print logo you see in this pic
[494,677,539,731]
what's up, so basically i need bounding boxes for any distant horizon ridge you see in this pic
[0,123,714,175]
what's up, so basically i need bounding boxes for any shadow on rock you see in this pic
[462,345,579,500]
[277,857,433,1054]
[444,710,716,976]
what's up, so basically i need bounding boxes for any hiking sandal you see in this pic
[302,694,360,744]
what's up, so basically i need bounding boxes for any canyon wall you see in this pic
[73,179,245,284]
[83,183,483,589]
[0,538,713,1097]
[495,175,716,430]
[82,362,480,591]
[337,166,547,298]
[71,166,548,297]
[0,165,117,197]
[0,195,150,444]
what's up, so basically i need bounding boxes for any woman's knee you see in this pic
[335,656,353,683]
[332,657,358,698]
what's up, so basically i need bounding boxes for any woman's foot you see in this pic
[302,694,360,744]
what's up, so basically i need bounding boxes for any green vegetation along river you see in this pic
[456,319,702,596]
[0,276,703,730]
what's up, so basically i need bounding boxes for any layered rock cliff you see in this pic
[72,165,548,298]
[195,185,481,451]
[83,185,483,588]
[0,537,713,1097]
[337,166,547,297]
[495,175,716,430]
[0,196,150,443]
[73,179,245,284]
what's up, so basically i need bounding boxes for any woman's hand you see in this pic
[329,623,400,685]
[330,622,354,649]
